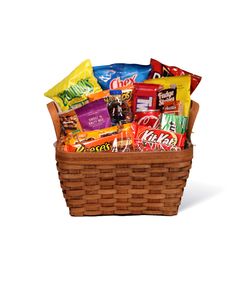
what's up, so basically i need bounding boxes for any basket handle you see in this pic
[47,102,61,140]
[187,100,199,138]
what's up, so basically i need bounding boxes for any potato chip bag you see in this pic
[149,58,201,93]
[144,75,191,117]
[44,59,102,112]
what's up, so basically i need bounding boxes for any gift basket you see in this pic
[45,58,200,216]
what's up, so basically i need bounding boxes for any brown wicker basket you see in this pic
[47,100,199,216]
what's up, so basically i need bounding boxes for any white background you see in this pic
[0,0,235,282]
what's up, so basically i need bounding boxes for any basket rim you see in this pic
[56,143,193,164]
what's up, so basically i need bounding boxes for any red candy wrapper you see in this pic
[149,58,201,93]
[134,110,161,129]
[133,123,186,151]
[162,100,183,115]
[132,83,162,113]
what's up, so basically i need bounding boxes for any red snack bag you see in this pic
[132,83,162,113]
[133,123,186,151]
[149,58,201,93]
[134,110,161,129]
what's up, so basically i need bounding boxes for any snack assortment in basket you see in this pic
[45,58,201,153]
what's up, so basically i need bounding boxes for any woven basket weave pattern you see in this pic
[57,148,192,216]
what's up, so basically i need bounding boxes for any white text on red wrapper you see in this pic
[136,97,153,112]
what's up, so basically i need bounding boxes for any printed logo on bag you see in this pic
[89,142,112,152]
[110,75,137,89]
[138,129,177,146]
[121,90,132,102]
[136,97,153,112]
[59,79,93,106]
[157,88,176,107]
[152,66,171,79]
[137,115,161,129]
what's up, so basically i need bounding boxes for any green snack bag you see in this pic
[161,113,188,134]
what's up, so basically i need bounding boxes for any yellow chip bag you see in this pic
[144,75,191,117]
[44,59,102,112]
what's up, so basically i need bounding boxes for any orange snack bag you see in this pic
[87,89,110,102]
[63,123,134,152]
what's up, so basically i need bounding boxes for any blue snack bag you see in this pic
[93,63,151,90]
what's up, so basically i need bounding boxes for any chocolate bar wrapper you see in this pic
[63,124,134,153]
[133,123,186,150]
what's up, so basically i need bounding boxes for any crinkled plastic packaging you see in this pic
[161,113,188,134]
[75,99,111,131]
[44,59,102,112]
[133,123,186,152]
[87,89,110,102]
[93,63,151,90]
[63,124,134,153]
[107,90,133,126]
[144,75,191,117]
[59,109,83,135]
[63,123,132,145]
[149,58,201,93]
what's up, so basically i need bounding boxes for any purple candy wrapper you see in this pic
[75,99,111,131]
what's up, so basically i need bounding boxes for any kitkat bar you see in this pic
[149,58,201,94]
[133,124,186,149]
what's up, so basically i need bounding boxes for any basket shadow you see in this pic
[180,181,223,211]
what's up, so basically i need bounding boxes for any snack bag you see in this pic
[44,59,102,112]
[64,124,132,145]
[87,86,133,108]
[117,85,134,108]
[59,109,83,135]
[93,63,151,90]
[161,113,188,134]
[144,75,191,117]
[149,58,201,93]
[107,90,133,126]
[87,89,110,102]
[75,99,111,131]
[63,124,134,153]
